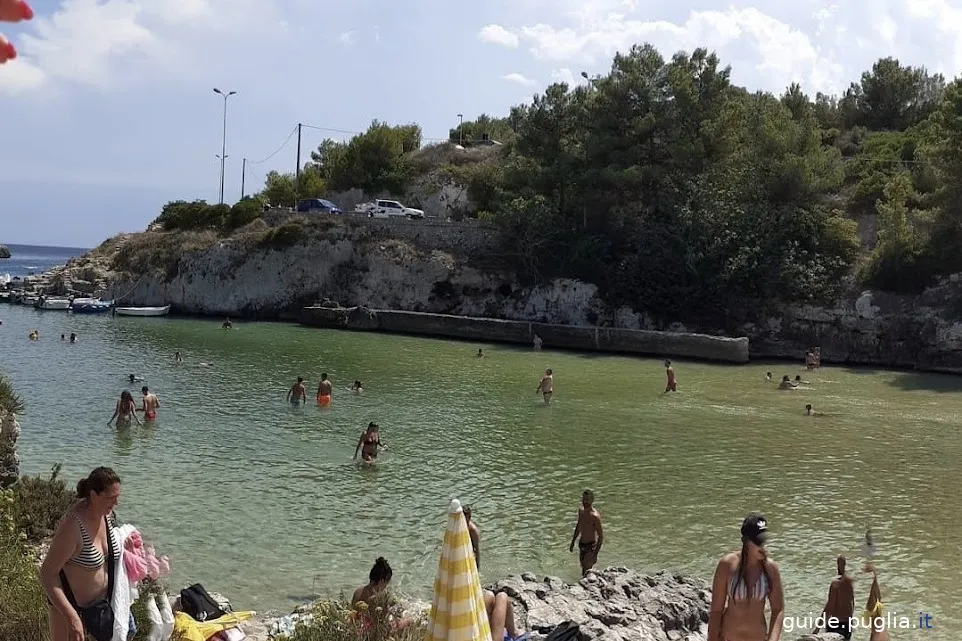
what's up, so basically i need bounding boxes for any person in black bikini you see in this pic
[354,422,386,462]
[568,490,603,576]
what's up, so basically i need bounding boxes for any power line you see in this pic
[247,126,299,164]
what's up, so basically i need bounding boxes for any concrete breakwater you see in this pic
[300,306,750,363]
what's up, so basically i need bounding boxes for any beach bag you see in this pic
[545,621,580,641]
[59,517,117,641]
[180,583,226,622]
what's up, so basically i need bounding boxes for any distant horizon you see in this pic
[1,242,91,252]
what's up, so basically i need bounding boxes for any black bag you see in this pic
[180,583,226,622]
[59,517,116,641]
[545,621,580,641]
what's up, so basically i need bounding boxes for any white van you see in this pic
[369,200,425,219]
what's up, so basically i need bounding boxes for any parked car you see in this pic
[296,198,342,214]
[369,199,425,219]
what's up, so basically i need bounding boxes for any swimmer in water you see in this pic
[664,360,677,393]
[140,386,160,421]
[477,348,484,358]
[533,334,542,351]
[175,351,184,363]
[69,332,76,343]
[778,375,797,390]
[222,317,232,329]
[28,329,39,340]
[351,380,364,394]
[287,377,307,404]
[766,372,772,382]
[128,374,144,384]
[61,334,65,341]
[537,368,553,404]
[794,375,810,385]
[316,373,333,406]
[108,390,141,428]
[354,422,385,462]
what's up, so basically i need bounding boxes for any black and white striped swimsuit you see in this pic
[67,514,119,569]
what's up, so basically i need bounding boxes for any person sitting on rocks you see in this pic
[483,590,527,641]
[351,557,412,631]
[707,513,784,641]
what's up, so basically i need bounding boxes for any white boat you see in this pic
[38,298,71,310]
[71,297,100,306]
[115,305,171,317]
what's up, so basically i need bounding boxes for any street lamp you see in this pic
[457,113,463,146]
[213,87,237,204]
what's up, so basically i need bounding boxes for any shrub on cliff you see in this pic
[224,197,266,231]
[0,374,24,415]
[281,591,427,641]
[259,222,309,250]
[154,200,227,231]
[0,492,47,641]
[8,464,76,545]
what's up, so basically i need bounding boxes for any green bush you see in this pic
[0,516,47,641]
[153,200,225,231]
[9,464,76,545]
[259,223,307,250]
[0,374,24,414]
[224,198,265,231]
[282,591,427,641]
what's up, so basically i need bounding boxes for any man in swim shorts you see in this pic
[537,369,553,404]
[140,386,160,421]
[463,505,481,570]
[813,555,854,640]
[316,373,333,406]
[569,490,603,576]
[287,377,307,404]
[664,360,677,392]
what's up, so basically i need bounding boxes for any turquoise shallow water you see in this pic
[1,301,960,638]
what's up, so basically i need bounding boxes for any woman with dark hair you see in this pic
[354,423,385,462]
[707,513,785,641]
[40,467,122,641]
[108,390,141,428]
[352,556,394,606]
[351,557,412,632]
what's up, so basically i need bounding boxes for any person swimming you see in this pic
[778,375,797,390]
[69,332,76,343]
[128,374,144,384]
[354,422,385,462]
[795,375,810,385]
[766,372,772,382]
[316,373,333,406]
[477,348,485,358]
[351,380,364,394]
[28,329,39,340]
[175,351,184,363]
[108,390,141,428]
[222,317,232,329]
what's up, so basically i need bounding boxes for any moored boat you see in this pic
[71,301,113,314]
[36,297,71,310]
[114,305,170,317]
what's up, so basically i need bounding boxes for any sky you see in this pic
[2,0,962,246]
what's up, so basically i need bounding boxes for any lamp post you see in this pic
[457,113,463,146]
[213,87,237,204]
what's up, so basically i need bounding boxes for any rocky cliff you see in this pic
[39,216,962,372]
[0,244,10,259]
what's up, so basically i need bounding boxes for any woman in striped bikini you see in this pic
[40,467,122,641]
[707,513,785,641]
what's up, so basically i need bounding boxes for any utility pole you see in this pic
[294,123,302,207]
[241,158,247,199]
[457,113,463,146]
[213,87,237,204]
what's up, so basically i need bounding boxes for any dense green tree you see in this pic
[309,121,421,193]
[449,114,517,146]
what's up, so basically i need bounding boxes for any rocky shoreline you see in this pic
[7,224,962,372]
[239,568,842,641]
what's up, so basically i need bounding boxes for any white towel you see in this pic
[112,524,137,641]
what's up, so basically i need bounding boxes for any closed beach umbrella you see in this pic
[426,499,491,641]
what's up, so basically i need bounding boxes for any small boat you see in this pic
[71,297,100,306]
[71,301,113,314]
[37,297,71,310]
[115,305,171,317]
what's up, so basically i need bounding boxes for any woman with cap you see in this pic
[707,513,785,641]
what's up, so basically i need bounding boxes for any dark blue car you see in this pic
[296,198,341,214]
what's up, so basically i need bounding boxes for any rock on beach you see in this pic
[249,567,842,641]
[0,244,10,259]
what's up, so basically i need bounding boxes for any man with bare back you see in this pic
[464,505,481,570]
[813,556,854,639]
[569,490,603,576]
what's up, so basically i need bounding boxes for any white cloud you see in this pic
[501,72,536,86]
[480,0,962,96]
[0,0,286,95]
[478,24,519,48]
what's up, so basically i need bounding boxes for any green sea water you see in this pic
[1,303,959,637]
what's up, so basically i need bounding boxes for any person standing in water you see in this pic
[664,360,677,393]
[351,380,364,394]
[108,391,141,428]
[464,505,481,569]
[568,490,603,576]
[354,422,385,462]
[287,377,307,404]
[140,386,160,421]
[533,334,542,350]
[537,369,553,404]
[175,351,184,363]
[812,555,854,639]
[707,513,785,641]
[316,373,333,407]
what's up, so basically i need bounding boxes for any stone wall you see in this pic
[300,306,751,363]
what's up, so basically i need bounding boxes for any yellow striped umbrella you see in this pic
[426,499,491,641]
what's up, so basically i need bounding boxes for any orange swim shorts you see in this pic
[317,394,332,406]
